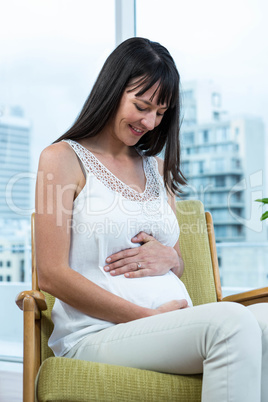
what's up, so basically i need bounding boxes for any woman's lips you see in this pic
[129,124,144,136]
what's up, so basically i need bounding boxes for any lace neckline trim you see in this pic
[63,139,162,203]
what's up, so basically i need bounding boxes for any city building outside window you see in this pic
[136,0,268,298]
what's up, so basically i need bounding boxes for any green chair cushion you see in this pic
[36,357,202,402]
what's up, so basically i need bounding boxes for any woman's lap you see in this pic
[65,301,265,374]
[65,302,268,401]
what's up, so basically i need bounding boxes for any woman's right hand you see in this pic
[156,299,188,314]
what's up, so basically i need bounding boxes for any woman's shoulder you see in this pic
[38,141,80,177]
[40,140,73,160]
[39,141,79,167]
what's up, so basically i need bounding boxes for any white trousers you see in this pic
[65,302,268,402]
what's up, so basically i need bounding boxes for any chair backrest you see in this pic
[176,200,218,305]
[33,200,219,363]
[40,292,55,361]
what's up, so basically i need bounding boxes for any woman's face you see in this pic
[107,82,168,147]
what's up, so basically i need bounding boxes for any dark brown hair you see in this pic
[55,37,186,194]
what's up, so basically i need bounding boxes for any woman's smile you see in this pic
[128,124,145,136]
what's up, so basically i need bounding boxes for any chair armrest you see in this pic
[15,290,47,402]
[222,287,268,306]
[16,290,47,312]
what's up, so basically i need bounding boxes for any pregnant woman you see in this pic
[35,37,268,401]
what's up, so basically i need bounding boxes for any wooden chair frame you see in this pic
[16,212,268,402]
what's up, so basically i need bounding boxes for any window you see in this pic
[198,130,211,144]
[237,226,243,235]
[136,0,268,286]
[203,130,209,143]
[181,161,190,175]
[212,92,221,107]
[1,1,115,280]
[232,159,241,169]
[184,106,196,121]
[184,90,194,101]
[216,127,229,142]
[230,225,244,237]
[215,177,226,187]
[210,193,227,205]
[182,132,195,146]
[20,260,25,282]
[234,191,243,202]
[213,111,220,121]
[213,209,229,222]
[12,244,24,254]
[211,158,225,172]
[214,226,227,237]
[1,0,115,374]
[199,161,205,174]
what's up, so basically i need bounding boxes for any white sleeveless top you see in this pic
[49,139,192,356]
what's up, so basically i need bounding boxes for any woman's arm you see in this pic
[35,143,186,323]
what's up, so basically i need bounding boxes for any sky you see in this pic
[1,0,267,196]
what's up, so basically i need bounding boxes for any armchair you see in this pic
[16,200,268,401]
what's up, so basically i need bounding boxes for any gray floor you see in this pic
[0,364,23,402]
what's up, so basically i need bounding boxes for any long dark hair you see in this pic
[55,37,186,194]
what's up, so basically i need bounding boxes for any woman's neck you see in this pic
[79,130,137,160]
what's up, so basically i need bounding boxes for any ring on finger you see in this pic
[137,262,142,269]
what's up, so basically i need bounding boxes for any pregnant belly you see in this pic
[108,271,193,309]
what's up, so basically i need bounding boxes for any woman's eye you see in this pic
[134,103,165,117]
[135,104,146,112]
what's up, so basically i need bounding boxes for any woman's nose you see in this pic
[141,112,157,131]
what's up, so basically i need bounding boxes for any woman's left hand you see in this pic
[103,232,181,278]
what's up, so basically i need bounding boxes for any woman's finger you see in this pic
[109,262,142,276]
[124,267,151,278]
[105,247,138,264]
[131,232,155,243]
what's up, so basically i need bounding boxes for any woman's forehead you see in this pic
[127,80,169,107]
